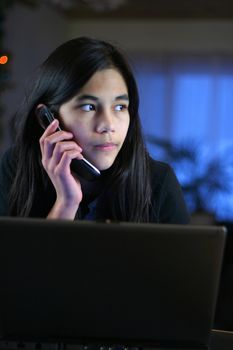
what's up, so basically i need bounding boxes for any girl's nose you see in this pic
[96,109,115,134]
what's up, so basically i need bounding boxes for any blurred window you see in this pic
[135,55,233,221]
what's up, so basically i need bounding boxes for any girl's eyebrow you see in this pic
[115,94,129,101]
[76,94,129,102]
[76,94,98,101]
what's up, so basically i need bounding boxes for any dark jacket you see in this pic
[0,147,190,223]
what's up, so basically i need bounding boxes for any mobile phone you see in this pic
[36,105,101,181]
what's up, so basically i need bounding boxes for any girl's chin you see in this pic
[93,159,116,172]
[98,163,114,172]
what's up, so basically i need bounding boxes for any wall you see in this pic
[2,3,233,152]
[68,19,233,54]
[1,2,69,151]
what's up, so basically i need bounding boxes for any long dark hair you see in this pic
[9,37,152,221]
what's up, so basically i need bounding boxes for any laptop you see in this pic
[0,217,227,349]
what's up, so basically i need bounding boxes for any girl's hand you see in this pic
[39,119,83,219]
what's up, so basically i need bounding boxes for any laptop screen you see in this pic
[0,218,226,348]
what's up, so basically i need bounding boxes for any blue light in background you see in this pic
[137,71,167,137]
[136,67,233,222]
[171,74,212,143]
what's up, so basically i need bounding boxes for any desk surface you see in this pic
[1,330,233,350]
[210,329,233,350]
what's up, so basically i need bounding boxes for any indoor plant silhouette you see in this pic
[146,136,233,223]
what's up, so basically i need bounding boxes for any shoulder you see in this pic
[148,156,181,202]
[148,156,172,173]
[148,156,176,186]
[148,156,190,224]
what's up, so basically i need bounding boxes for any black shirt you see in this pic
[0,147,190,223]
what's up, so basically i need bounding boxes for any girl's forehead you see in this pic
[62,69,129,106]
[81,68,127,91]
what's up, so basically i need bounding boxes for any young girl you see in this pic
[0,37,189,223]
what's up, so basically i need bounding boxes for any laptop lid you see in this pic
[0,218,226,349]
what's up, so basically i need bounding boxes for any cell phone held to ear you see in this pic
[36,105,101,181]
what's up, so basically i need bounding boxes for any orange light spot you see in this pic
[0,56,8,64]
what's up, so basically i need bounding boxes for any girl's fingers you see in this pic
[40,119,59,141]
[54,149,84,176]
[40,123,75,159]
[48,142,83,171]
[39,119,60,157]
[39,119,83,177]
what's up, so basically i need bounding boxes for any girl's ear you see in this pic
[36,103,45,110]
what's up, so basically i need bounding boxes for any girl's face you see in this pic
[59,68,130,171]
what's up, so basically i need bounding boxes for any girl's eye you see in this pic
[80,104,95,112]
[115,104,128,111]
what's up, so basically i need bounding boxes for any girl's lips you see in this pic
[94,142,117,150]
